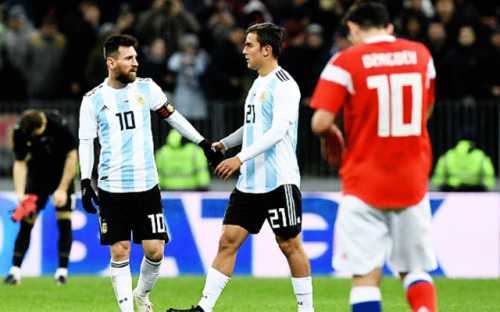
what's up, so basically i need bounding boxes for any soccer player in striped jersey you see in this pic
[311,2,438,312]
[78,34,222,312]
[167,23,314,312]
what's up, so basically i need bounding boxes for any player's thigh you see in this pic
[388,195,437,272]
[130,186,169,244]
[98,188,131,245]
[333,195,389,276]
[223,188,267,234]
[264,184,302,240]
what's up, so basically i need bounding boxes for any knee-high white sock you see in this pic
[136,256,163,298]
[292,276,314,312]
[198,268,230,312]
[110,260,134,312]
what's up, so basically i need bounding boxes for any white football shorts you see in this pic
[333,195,437,276]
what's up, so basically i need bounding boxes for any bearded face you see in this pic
[110,46,138,83]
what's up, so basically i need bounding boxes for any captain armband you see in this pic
[155,101,176,118]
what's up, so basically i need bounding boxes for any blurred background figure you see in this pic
[25,16,66,100]
[168,33,209,122]
[136,0,201,58]
[64,0,102,98]
[481,27,500,99]
[433,128,496,192]
[155,129,210,191]
[0,5,33,100]
[441,25,482,99]
[140,37,175,94]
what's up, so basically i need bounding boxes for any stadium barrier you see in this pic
[0,99,499,177]
[1,191,498,278]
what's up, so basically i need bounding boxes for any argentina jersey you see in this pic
[236,67,301,193]
[79,78,167,193]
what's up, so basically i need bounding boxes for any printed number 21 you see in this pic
[246,104,255,123]
[367,73,422,137]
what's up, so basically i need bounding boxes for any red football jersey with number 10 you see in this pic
[310,35,436,208]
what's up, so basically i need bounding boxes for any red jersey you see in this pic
[310,35,436,208]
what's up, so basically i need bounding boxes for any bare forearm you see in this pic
[57,149,78,192]
[13,160,27,199]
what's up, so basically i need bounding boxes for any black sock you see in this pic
[13,220,34,267]
[57,219,72,268]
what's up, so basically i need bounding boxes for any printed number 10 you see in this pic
[148,213,166,233]
[367,73,423,137]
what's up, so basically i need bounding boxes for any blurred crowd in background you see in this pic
[0,0,499,182]
[0,0,499,106]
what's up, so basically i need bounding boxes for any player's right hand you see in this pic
[81,179,98,214]
[198,139,224,167]
[320,124,345,170]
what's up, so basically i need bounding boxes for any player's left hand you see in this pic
[215,156,242,180]
[52,188,68,208]
[199,139,224,167]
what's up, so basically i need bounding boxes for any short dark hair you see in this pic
[103,34,138,59]
[246,23,284,59]
[342,1,390,30]
[20,110,43,137]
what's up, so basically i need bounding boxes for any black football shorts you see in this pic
[223,184,302,240]
[98,185,169,245]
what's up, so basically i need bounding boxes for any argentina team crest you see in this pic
[259,91,266,102]
[135,90,145,106]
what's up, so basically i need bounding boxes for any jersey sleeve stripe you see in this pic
[426,58,436,88]
[320,64,354,94]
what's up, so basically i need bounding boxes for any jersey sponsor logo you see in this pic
[362,50,417,68]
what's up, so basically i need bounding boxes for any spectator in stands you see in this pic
[433,0,461,46]
[425,21,449,99]
[140,37,175,94]
[25,16,67,100]
[441,25,483,99]
[135,0,201,57]
[301,23,331,102]
[168,33,210,121]
[155,129,210,191]
[202,26,248,140]
[329,29,352,55]
[202,26,247,104]
[63,1,101,97]
[394,0,430,40]
[399,13,427,43]
[0,5,33,100]
[433,129,496,192]
[481,27,500,99]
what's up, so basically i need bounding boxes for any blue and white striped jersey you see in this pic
[79,78,166,193]
[236,67,301,193]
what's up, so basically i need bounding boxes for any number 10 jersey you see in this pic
[79,78,167,193]
[310,35,436,208]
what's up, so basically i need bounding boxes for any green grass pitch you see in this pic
[0,276,498,311]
